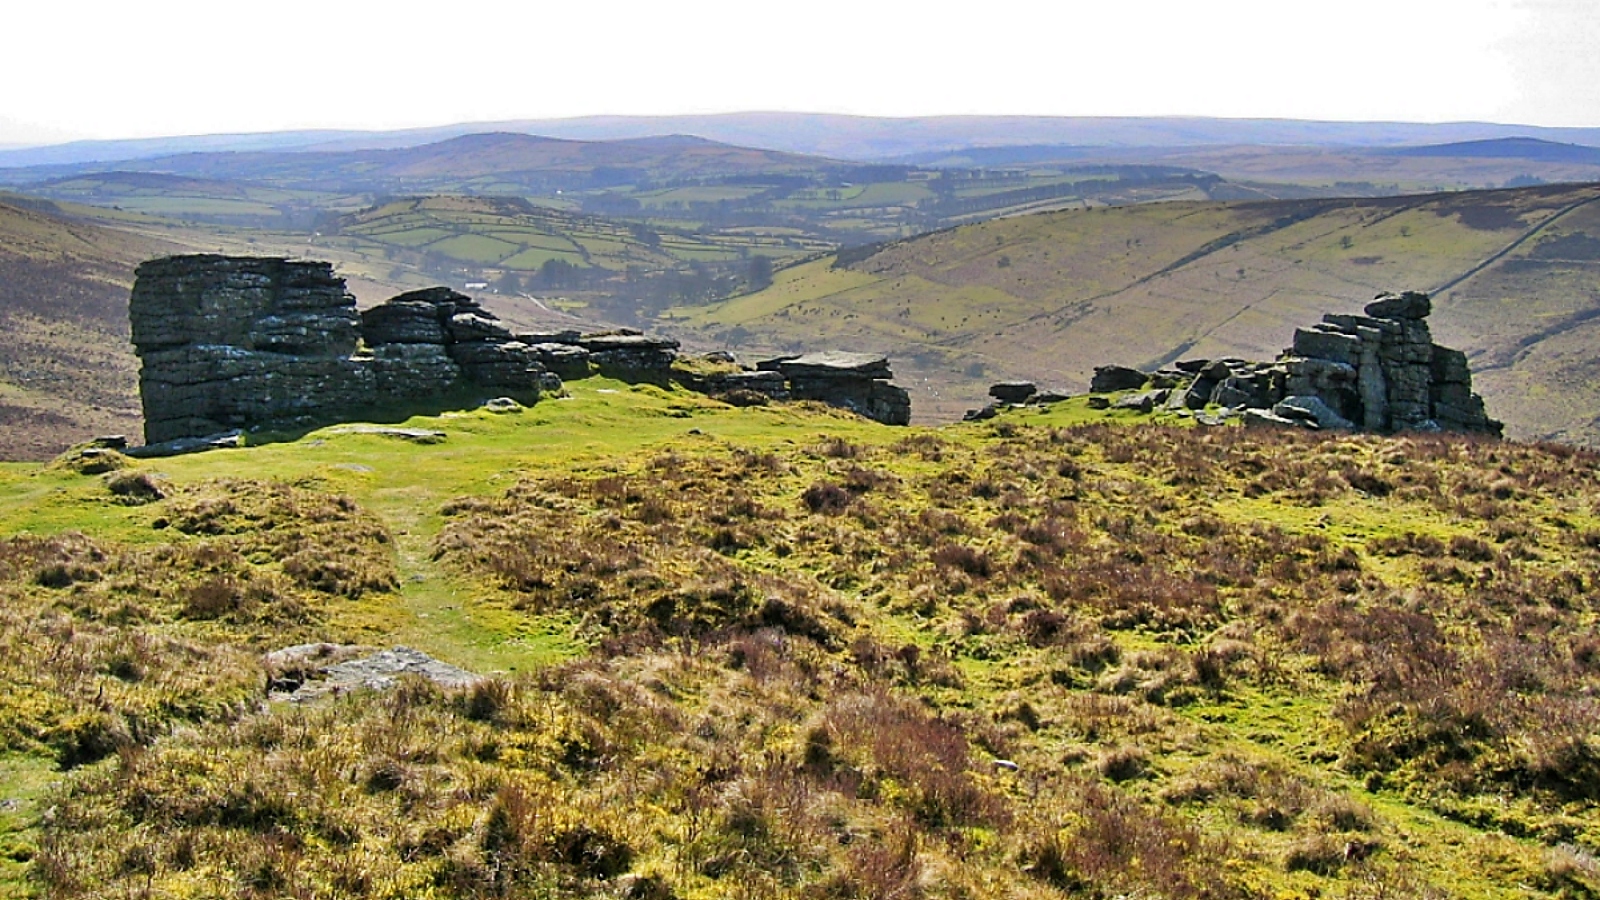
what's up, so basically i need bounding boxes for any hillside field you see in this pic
[679,183,1600,443]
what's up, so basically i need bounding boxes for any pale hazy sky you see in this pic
[3,0,1598,144]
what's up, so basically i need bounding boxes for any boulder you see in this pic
[989,381,1037,404]
[1274,395,1354,430]
[1365,290,1432,320]
[1090,365,1148,393]
[360,300,447,345]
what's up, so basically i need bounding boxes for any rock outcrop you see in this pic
[131,255,915,444]
[1071,291,1501,436]
[131,256,553,443]
[756,352,912,426]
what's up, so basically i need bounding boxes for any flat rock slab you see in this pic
[761,352,893,379]
[272,645,483,702]
[126,431,243,458]
[326,425,447,443]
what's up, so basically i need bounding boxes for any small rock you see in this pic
[1364,290,1431,320]
[988,381,1037,404]
[964,403,1001,421]
[1273,395,1354,430]
[326,425,447,444]
[482,397,524,414]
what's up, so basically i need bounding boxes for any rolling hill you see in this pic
[1,133,839,194]
[676,182,1600,444]
[0,196,181,459]
[11,113,1600,168]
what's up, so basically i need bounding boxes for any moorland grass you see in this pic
[0,387,1598,897]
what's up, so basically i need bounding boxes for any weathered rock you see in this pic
[1073,290,1498,437]
[527,342,593,380]
[1365,290,1432,320]
[359,300,447,345]
[760,353,910,425]
[582,332,681,373]
[326,425,448,444]
[1242,409,1302,429]
[130,256,552,444]
[989,381,1037,404]
[964,403,1001,421]
[1113,389,1169,413]
[1274,395,1354,430]
[273,645,482,702]
[1090,365,1148,393]
[705,370,789,401]
[482,397,524,414]
[124,431,244,458]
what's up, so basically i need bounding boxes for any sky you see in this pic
[3,0,1598,145]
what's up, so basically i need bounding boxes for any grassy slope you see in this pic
[1,385,1599,897]
[0,198,185,461]
[678,183,1600,441]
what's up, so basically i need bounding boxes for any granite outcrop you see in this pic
[130,255,914,446]
[981,291,1501,437]
[131,257,555,443]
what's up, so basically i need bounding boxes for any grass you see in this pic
[2,383,1599,897]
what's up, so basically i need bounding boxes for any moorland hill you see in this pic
[1,383,1598,898]
[0,196,181,459]
[682,181,1600,443]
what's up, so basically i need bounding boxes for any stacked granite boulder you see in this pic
[131,255,916,445]
[756,352,912,426]
[1075,290,1501,436]
[131,256,553,444]
[132,256,378,444]
[360,286,557,397]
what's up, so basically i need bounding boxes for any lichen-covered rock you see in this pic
[989,381,1037,404]
[1071,290,1498,437]
[130,256,550,444]
[581,332,681,373]
[1090,365,1148,393]
[759,353,910,425]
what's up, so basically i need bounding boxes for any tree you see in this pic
[748,255,774,292]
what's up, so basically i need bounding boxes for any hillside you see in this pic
[6,133,837,194]
[2,386,1599,898]
[0,196,181,460]
[678,182,1600,443]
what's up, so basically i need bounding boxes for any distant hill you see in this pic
[678,182,1600,444]
[0,197,181,458]
[0,132,839,192]
[1384,136,1600,165]
[9,113,1600,169]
